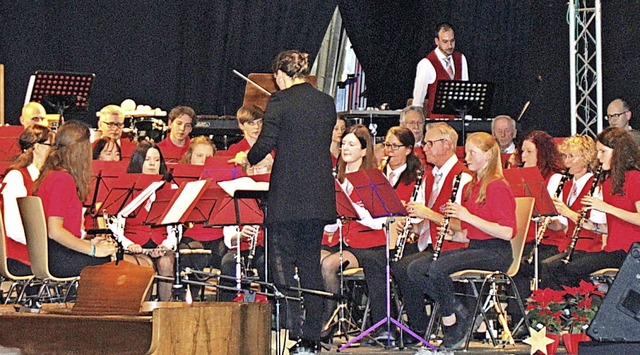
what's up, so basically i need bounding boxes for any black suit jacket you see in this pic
[247,82,336,225]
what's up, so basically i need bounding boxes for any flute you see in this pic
[562,165,603,264]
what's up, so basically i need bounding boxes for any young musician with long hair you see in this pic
[2,125,54,275]
[407,132,517,350]
[549,127,640,286]
[119,141,173,301]
[34,121,117,278]
[229,50,336,354]
[541,135,606,289]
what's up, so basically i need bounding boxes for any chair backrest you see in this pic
[0,211,18,280]
[17,196,51,280]
[506,197,535,277]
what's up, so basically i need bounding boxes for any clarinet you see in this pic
[432,173,462,261]
[525,169,571,264]
[562,165,603,264]
[392,167,425,262]
[245,226,260,272]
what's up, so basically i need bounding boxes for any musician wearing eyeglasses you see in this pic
[398,123,471,339]
[95,104,125,141]
[228,105,265,155]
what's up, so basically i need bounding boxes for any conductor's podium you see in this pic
[0,261,270,355]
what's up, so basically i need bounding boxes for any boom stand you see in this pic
[339,169,437,351]
[431,80,495,143]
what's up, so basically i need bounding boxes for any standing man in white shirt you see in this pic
[412,22,469,118]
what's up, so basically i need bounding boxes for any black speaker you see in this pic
[588,243,640,342]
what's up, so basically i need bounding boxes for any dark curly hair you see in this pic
[520,130,564,179]
[597,127,640,195]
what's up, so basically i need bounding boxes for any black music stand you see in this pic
[167,163,205,187]
[504,167,558,290]
[431,80,495,142]
[25,71,95,124]
[100,174,163,217]
[339,169,437,351]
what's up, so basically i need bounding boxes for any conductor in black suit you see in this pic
[230,50,336,354]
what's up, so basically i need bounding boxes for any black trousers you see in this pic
[543,249,627,290]
[392,245,431,332]
[269,219,326,342]
[407,239,512,317]
[218,248,265,302]
[346,246,388,323]
[48,239,110,278]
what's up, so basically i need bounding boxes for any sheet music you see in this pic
[118,181,165,218]
[160,179,208,225]
[218,177,269,196]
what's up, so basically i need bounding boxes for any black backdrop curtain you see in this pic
[0,1,638,137]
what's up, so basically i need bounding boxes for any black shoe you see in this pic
[440,304,472,350]
[289,339,320,354]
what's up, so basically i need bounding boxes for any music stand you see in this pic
[339,169,437,351]
[167,163,205,187]
[85,160,129,215]
[25,71,95,124]
[201,156,246,182]
[100,174,163,217]
[0,126,23,161]
[147,179,212,300]
[431,80,495,142]
[504,167,558,290]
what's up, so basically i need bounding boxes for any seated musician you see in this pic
[399,106,427,166]
[93,104,125,142]
[329,116,346,166]
[92,137,122,161]
[178,137,227,293]
[157,106,195,162]
[19,102,48,128]
[227,105,264,155]
[216,152,272,302]
[407,132,517,351]
[120,141,175,301]
[399,122,472,339]
[513,130,565,302]
[2,125,54,276]
[321,125,419,343]
[34,121,117,278]
[541,135,606,289]
[549,127,640,286]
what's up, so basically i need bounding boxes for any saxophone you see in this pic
[525,169,571,264]
[561,165,603,264]
[432,173,462,261]
[392,167,425,262]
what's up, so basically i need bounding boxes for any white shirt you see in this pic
[2,164,39,244]
[552,172,606,228]
[386,163,407,187]
[414,155,472,251]
[501,142,516,154]
[412,48,469,107]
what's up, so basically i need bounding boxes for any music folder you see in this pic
[334,179,361,220]
[345,169,405,218]
[503,167,557,218]
[207,177,268,226]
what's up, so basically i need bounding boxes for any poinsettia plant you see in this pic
[526,287,566,334]
[562,280,605,334]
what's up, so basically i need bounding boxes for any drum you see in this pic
[132,117,167,143]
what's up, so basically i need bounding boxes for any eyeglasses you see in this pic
[424,138,447,148]
[101,121,124,129]
[382,142,405,150]
[605,111,629,121]
[246,120,263,127]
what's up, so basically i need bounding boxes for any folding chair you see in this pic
[426,197,534,349]
[17,196,79,304]
[0,213,33,304]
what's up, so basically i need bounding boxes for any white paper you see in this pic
[217,177,269,197]
[160,179,208,225]
[118,181,165,218]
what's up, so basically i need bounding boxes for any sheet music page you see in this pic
[119,181,165,218]
[218,177,269,196]
[160,179,208,225]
